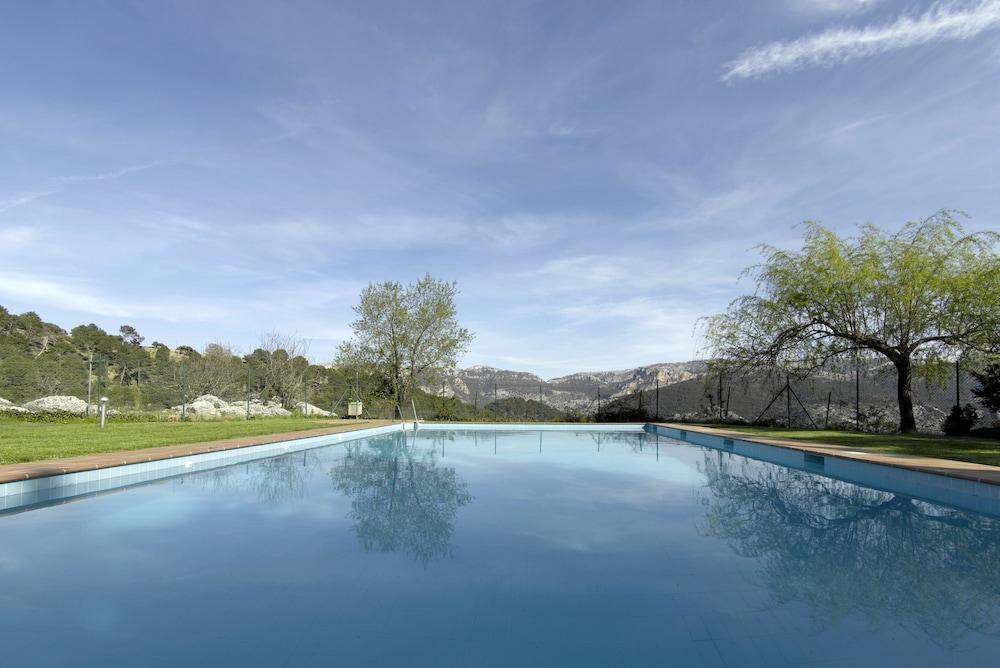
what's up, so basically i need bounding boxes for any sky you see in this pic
[1,0,999,378]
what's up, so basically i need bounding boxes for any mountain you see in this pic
[424,361,708,412]
[425,360,979,432]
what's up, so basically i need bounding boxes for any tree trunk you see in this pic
[894,357,917,434]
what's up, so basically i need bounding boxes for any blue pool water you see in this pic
[2,425,1000,667]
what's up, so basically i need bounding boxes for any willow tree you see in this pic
[705,211,1000,433]
[337,274,473,410]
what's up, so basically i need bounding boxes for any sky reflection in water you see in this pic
[1,428,999,667]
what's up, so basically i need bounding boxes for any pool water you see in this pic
[2,427,1000,667]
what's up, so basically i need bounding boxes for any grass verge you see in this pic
[0,417,359,465]
[697,424,1000,467]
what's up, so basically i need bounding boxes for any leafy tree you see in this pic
[245,333,310,408]
[972,363,1000,416]
[941,404,978,436]
[0,350,38,402]
[337,274,473,409]
[188,343,243,398]
[118,324,144,347]
[705,211,1000,433]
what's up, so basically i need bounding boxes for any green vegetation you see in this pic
[0,416,353,465]
[337,274,473,410]
[705,211,1000,433]
[702,424,1000,467]
[0,304,364,412]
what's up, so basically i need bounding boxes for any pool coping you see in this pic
[0,420,394,484]
[654,422,1000,487]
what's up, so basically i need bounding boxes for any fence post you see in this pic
[180,362,187,422]
[655,379,660,422]
[539,384,543,423]
[955,359,961,408]
[856,361,860,431]
[824,390,831,430]
[786,375,791,429]
[718,373,723,422]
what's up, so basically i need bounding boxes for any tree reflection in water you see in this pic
[191,450,320,504]
[331,433,473,565]
[699,451,1000,648]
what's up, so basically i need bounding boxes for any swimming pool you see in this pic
[2,424,999,666]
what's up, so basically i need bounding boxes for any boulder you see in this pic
[294,401,333,417]
[22,395,89,414]
[170,395,292,418]
[0,397,30,414]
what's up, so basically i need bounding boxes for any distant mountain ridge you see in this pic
[425,360,974,432]
[425,361,709,411]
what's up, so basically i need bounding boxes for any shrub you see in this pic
[941,403,978,436]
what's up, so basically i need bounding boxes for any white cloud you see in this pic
[0,271,236,322]
[0,225,41,252]
[791,0,882,14]
[724,0,1000,81]
[0,162,162,215]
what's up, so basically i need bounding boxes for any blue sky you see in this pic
[1,0,999,377]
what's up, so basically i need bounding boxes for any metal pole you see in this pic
[494,381,498,421]
[180,363,187,422]
[304,374,309,416]
[786,375,791,429]
[725,387,731,422]
[245,363,251,420]
[825,390,832,430]
[86,353,93,416]
[655,379,660,422]
[539,384,543,423]
[855,357,861,431]
[597,387,601,420]
[718,373,723,422]
[955,359,961,407]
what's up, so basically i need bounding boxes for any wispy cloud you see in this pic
[791,0,882,15]
[0,271,236,322]
[0,161,163,215]
[0,225,41,252]
[724,0,1000,81]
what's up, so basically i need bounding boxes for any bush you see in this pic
[941,403,978,436]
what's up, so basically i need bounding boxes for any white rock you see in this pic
[170,396,292,418]
[22,395,90,414]
[0,397,31,413]
[294,401,332,417]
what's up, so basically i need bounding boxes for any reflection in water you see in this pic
[331,433,473,565]
[699,451,1000,648]
[191,450,321,504]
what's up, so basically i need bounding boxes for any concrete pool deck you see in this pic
[0,419,394,484]
[656,422,1000,487]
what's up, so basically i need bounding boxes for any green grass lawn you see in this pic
[0,417,359,465]
[701,424,1000,467]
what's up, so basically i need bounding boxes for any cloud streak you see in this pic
[723,0,1000,81]
[0,161,163,215]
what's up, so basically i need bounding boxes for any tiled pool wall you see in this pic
[648,424,1000,518]
[0,423,407,513]
[416,422,645,432]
